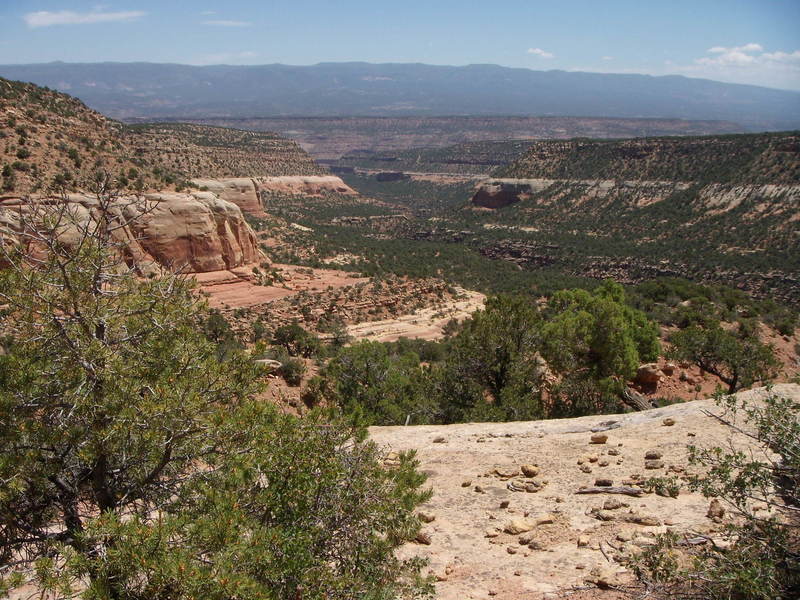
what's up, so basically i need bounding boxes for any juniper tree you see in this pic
[0,181,432,599]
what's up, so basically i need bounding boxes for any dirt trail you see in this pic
[370,383,799,599]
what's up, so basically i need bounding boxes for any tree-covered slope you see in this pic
[495,132,800,184]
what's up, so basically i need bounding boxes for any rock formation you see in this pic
[0,191,262,274]
[256,175,357,198]
[471,179,551,208]
[372,383,800,600]
[191,176,357,218]
[191,178,266,218]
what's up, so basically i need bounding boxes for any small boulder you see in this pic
[414,531,432,545]
[520,464,540,477]
[590,433,608,444]
[645,460,665,470]
[503,514,554,534]
[707,498,725,521]
[625,512,661,526]
[662,418,676,427]
[586,565,620,589]
[254,358,283,373]
[645,450,663,460]
[504,518,536,534]
[635,364,661,385]
[494,467,520,479]
[603,498,626,510]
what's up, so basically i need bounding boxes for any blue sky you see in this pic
[1,1,799,90]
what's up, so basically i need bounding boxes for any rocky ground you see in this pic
[345,289,485,342]
[371,383,799,600]
[195,264,369,310]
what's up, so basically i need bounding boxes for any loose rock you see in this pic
[415,531,432,545]
[520,464,540,477]
[707,498,725,521]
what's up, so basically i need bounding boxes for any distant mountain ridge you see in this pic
[1,62,799,129]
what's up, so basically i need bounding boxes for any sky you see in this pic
[1,1,799,91]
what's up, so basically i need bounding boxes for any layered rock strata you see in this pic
[0,191,262,274]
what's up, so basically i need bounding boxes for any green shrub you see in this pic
[0,192,433,599]
[631,390,800,599]
[280,357,307,386]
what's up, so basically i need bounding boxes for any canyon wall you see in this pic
[192,176,358,217]
[0,191,262,274]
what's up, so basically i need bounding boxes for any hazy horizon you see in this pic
[1,1,799,91]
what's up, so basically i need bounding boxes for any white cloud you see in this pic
[762,50,800,64]
[696,43,766,67]
[23,10,146,28]
[527,47,555,59]
[601,55,613,61]
[708,42,762,55]
[665,43,800,90]
[202,19,252,27]
[200,11,217,15]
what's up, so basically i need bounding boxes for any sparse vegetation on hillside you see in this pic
[0,76,323,194]
[496,132,800,184]
[337,140,538,175]
[126,122,326,178]
[331,132,800,304]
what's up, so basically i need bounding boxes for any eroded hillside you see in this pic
[462,133,800,303]
[125,123,327,179]
[495,133,800,184]
[0,77,327,194]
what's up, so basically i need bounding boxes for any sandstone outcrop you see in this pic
[471,177,800,213]
[191,178,266,218]
[471,179,552,209]
[256,175,356,197]
[0,191,262,274]
[191,176,357,218]
[371,383,800,600]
